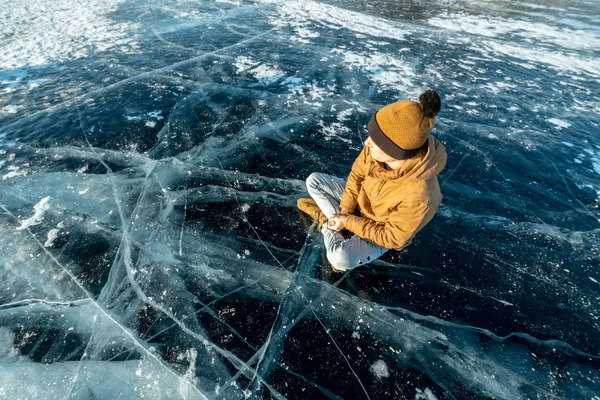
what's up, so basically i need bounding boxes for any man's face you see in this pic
[364,136,395,163]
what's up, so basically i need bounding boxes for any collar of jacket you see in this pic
[367,146,428,181]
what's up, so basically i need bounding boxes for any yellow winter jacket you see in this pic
[340,136,447,250]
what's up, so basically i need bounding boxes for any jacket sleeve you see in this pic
[344,198,431,249]
[339,147,369,213]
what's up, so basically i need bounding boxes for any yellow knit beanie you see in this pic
[368,90,441,160]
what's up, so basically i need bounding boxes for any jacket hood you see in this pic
[370,135,447,182]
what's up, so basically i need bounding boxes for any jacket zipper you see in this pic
[371,181,386,204]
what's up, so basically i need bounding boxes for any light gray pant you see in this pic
[306,172,388,271]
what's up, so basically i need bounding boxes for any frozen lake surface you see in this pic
[1,0,599,398]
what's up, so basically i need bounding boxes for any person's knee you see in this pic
[306,172,323,192]
[326,245,360,271]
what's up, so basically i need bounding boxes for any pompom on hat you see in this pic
[368,90,441,160]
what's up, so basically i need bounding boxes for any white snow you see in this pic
[428,14,600,52]
[1,105,19,115]
[0,0,140,70]
[233,56,255,73]
[592,156,600,176]
[290,26,320,44]
[44,229,60,247]
[265,0,406,43]
[251,64,285,82]
[147,111,163,120]
[479,40,599,77]
[493,298,514,306]
[428,13,600,77]
[483,81,516,95]
[17,197,51,231]
[429,14,515,38]
[0,327,18,361]
[318,120,352,143]
[332,49,415,92]
[233,56,286,84]
[369,359,390,380]
[548,118,571,129]
[415,388,438,400]
[126,111,164,125]
[27,79,49,89]
[2,167,26,180]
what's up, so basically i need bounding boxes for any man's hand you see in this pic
[327,214,348,232]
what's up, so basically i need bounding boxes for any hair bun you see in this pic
[419,90,441,118]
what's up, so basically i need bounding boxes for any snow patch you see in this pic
[483,81,516,95]
[548,118,571,129]
[233,56,286,84]
[44,229,60,247]
[27,79,49,89]
[479,40,599,78]
[147,111,163,120]
[291,26,320,43]
[318,120,352,143]
[369,359,389,380]
[428,14,600,52]
[17,197,51,231]
[266,0,406,43]
[493,298,514,306]
[178,348,198,399]
[592,157,600,176]
[0,327,18,361]
[1,105,19,115]
[0,0,140,70]
[126,110,164,124]
[332,49,415,91]
[415,387,438,400]
[252,64,285,82]
[2,167,26,180]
